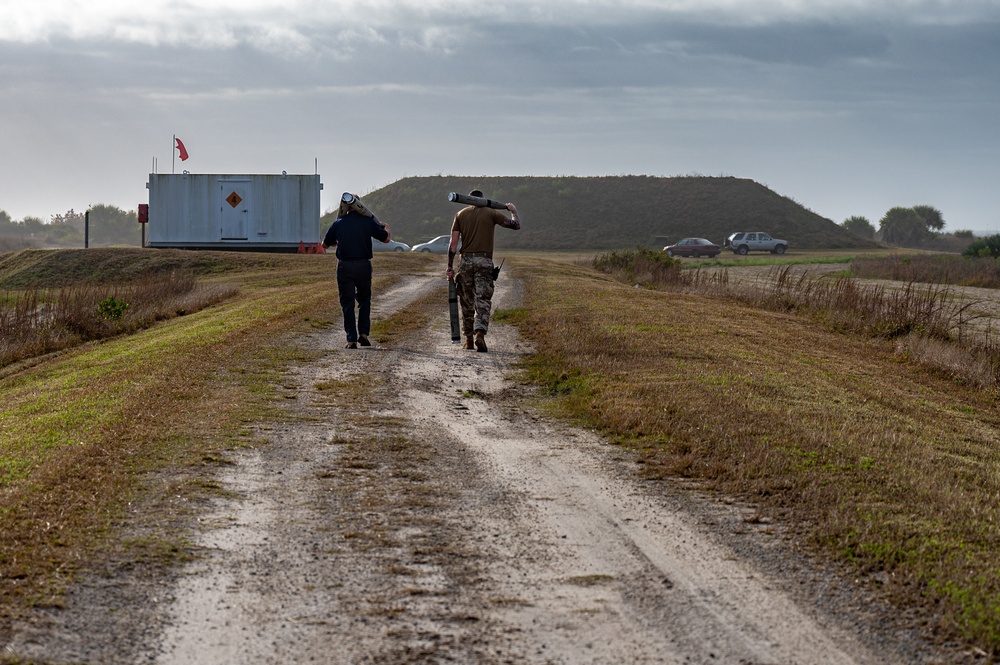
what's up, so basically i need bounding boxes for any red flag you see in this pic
[175,137,189,161]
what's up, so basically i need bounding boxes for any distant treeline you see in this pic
[0,205,141,249]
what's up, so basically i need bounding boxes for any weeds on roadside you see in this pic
[593,247,685,287]
[593,247,729,291]
[852,254,1000,289]
[0,271,237,368]
[595,250,1000,389]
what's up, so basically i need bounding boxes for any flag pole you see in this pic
[172,134,176,174]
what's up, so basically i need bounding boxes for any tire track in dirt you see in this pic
[152,272,464,664]
[392,282,891,664]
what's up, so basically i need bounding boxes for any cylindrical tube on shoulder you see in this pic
[448,192,507,210]
[340,192,375,218]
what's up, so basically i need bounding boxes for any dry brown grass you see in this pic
[597,249,1000,389]
[853,254,1000,289]
[726,266,997,363]
[508,255,1000,653]
[0,271,236,368]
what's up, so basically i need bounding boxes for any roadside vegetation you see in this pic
[597,248,1000,389]
[605,248,866,271]
[1,271,235,368]
[852,253,1000,289]
[509,250,1000,654]
[657,245,992,277]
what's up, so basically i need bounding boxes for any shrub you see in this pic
[593,248,695,288]
[97,295,129,320]
[842,215,876,240]
[963,234,1000,259]
[0,236,35,253]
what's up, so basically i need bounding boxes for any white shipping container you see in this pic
[146,173,323,251]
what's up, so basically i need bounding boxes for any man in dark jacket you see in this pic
[322,197,391,349]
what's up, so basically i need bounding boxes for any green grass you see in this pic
[492,307,531,324]
[683,253,861,268]
[670,248,929,269]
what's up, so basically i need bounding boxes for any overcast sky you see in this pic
[1,0,998,232]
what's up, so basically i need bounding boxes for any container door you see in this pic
[219,181,250,240]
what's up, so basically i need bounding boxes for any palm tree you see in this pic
[842,215,876,240]
[912,204,945,231]
[879,207,929,247]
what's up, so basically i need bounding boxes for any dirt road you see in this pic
[5,271,957,663]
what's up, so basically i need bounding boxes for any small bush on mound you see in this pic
[97,295,129,320]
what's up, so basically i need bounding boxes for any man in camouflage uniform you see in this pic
[445,190,521,352]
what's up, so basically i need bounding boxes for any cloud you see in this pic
[1,0,999,228]
[4,0,999,48]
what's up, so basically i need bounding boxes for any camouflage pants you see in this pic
[455,254,495,336]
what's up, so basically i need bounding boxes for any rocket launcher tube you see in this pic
[448,192,508,210]
[340,192,377,219]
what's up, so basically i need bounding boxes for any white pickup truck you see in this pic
[724,232,788,255]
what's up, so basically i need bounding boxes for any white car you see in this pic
[724,232,788,255]
[372,239,410,252]
[411,235,457,254]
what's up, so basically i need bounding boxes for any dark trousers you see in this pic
[337,260,373,343]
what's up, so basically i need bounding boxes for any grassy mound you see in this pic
[354,175,876,251]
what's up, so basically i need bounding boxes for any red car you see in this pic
[663,238,721,258]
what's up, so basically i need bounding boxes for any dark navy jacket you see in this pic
[323,212,389,261]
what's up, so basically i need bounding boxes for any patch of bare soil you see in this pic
[2,271,976,664]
